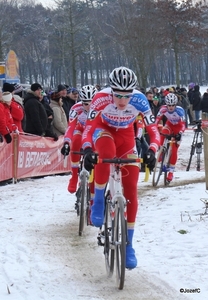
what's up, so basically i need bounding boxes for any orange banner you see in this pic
[5,50,19,79]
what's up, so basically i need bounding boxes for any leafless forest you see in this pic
[1,0,208,89]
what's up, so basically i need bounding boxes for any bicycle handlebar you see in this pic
[97,157,142,164]
[72,151,84,155]
[160,133,176,140]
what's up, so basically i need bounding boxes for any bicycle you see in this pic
[152,133,176,187]
[96,157,141,290]
[73,151,91,236]
[186,120,203,171]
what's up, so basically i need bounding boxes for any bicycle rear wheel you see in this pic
[79,173,88,236]
[152,147,165,186]
[104,190,114,277]
[114,197,126,290]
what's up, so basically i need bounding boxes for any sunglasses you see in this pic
[82,101,91,106]
[113,93,132,99]
[167,104,176,107]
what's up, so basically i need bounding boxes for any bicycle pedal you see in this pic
[97,231,105,246]
[97,236,104,246]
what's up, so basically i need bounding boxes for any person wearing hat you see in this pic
[3,82,24,132]
[187,82,195,125]
[151,95,161,117]
[0,92,17,143]
[24,83,48,136]
[50,91,68,137]
[62,87,79,122]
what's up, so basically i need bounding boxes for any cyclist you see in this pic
[82,66,160,269]
[155,93,186,182]
[61,85,97,193]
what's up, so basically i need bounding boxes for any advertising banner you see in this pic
[16,134,71,179]
[0,139,13,181]
[5,50,20,81]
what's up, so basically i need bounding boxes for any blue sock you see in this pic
[126,229,137,269]
[127,229,134,245]
[91,188,105,227]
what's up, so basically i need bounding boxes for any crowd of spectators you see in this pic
[0,81,82,144]
[1,80,208,145]
[142,83,208,128]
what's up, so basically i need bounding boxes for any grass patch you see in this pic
[178,229,188,234]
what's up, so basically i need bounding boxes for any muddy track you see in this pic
[139,176,205,197]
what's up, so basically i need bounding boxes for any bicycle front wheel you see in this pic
[79,173,88,236]
[114,197,126,290]
[152,147,165,187]
[104,190,114,277]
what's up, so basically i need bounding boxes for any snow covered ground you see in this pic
[1,112,208,299]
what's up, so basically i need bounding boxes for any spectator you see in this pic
[139,87,146,94]
[57,84,69,121]
[187,82,195,124]
[192,85,201,121]
[0,92,16,143]
[146,90,154,107]
[39,92,58,141]
[201,92,208,113]
[151,86,160,98]
[179,88,190,128]
[13,83,26,131]
[50,91,68,137]
[151,95,161,117]
[24,83,48,136]
[3,82,24,132]
[63,87,79,121]
[159,87,165,105]
[95,84,101,91]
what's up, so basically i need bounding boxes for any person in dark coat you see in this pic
[192,85,202,121]
[62,87,79,122]
[187,82,195,124]
[200,92,208,113]
[24,83,48,136]
[40,92,58,141]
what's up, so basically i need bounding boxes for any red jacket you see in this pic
[0,102,16,136]
[10,98,24,132]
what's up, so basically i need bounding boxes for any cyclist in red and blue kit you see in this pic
[61,85,97,193]
[156,93,185,182]
[82,67,160,269]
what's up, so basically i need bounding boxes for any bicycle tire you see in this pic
[86,187,91,226]
[79,173,88,236]
[114,197,126,290]
[164,143,173,185]
[152,147,165,186]
[104,190,114,277]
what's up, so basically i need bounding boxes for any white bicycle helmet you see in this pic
[109,66,137,91]
[165,93,178,105]
[79,85,97,101]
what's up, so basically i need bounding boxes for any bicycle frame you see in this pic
[108,164,127,216]
[73,151,91,236]
[97,157,140,290]
[152,134,175,186]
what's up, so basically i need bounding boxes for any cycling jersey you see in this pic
[82,87,160,152]
[64,102,88,144]
[156,105,186,129]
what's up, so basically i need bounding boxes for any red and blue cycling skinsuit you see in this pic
[156,104,185,170]
[64,102,89,193]
[82,87,160,230]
